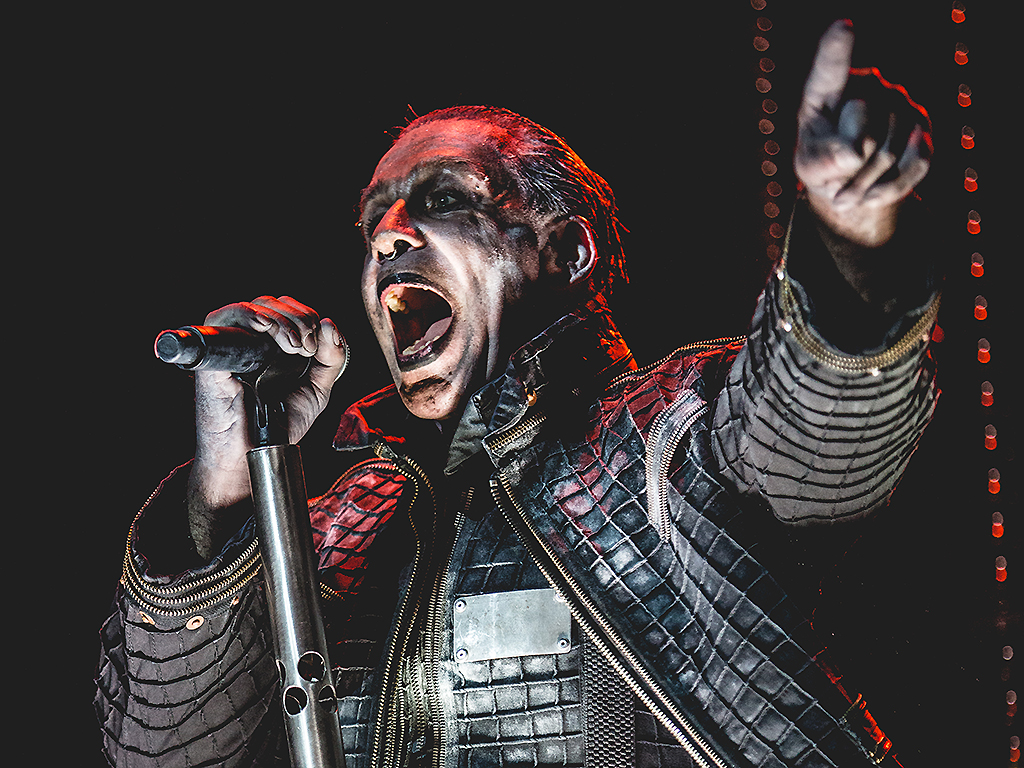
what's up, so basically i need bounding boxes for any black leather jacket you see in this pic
[96,235,940,767]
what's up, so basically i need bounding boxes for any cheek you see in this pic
[460,219,539,295]
[360,261,391,336]
[452,246,529,314]
[360,267,376,317]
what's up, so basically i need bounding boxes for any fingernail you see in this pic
[323,318,342,346]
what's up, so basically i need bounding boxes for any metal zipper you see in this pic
[368,442,437,768]
[604,337,746,393]
[122,541,262,617]
[121,477,263,617]
[123,458,407,616]
[778,271,940,373]
[772,199,940,374]
[490,471,729,768]
[420,486,471,768]
[644,397,710,541]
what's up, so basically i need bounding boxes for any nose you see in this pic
[370,199,425,262]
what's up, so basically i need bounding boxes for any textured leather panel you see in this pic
[713,274,938,524]
[453,650,585,767]
[450,503,585,767]
[499,322,907,765]
[95,582,285,768]
[446,497,685,767]
[453,513,552,597]
[310,459,408,597]
[634,709,698,768]
[325,541,411,767]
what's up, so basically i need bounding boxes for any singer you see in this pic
[96,22,940,767]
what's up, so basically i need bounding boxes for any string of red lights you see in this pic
[954,3,1017,762]
[752,2,1013,761]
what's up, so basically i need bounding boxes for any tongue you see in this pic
[401,316,452,356]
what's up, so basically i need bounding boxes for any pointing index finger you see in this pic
[799,19,855,126]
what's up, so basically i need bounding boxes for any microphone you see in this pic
[154,326,279,373]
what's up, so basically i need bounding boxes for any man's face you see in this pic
[360,119,554,422]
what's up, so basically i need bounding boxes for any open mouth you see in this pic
[381,282,454,366]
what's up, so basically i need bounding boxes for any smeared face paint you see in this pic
[360,119,554,422]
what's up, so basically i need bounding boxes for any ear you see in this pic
[542,215,598,288]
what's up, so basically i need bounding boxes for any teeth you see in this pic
[385,294,408,314]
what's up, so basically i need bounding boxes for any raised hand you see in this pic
[795,20,932,249]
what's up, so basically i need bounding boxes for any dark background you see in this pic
[21,3,1014,766]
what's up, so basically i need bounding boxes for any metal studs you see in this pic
[138,611,155,626]
[454,599,467,613]
[186,616,205,631]
[454,648,469,661]
[556,637,571,652]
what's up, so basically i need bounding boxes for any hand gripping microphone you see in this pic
[154,326,279,373]
[153,324,348,767]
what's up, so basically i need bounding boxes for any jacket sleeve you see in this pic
[711,201,941,525]
[93,464,285,767]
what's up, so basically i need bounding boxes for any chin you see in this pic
[383,332,477,421]
[395,371,467,422]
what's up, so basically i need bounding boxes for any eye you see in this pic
[425,190,466,214]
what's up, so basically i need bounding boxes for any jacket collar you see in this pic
[332,297,636,472]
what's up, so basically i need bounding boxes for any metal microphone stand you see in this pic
[242,363,347,768]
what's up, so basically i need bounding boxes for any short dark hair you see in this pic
[400,106,628,301]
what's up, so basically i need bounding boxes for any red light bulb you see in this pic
[971,253,984,277]
[981,381,994,406]
[978,338,991,363]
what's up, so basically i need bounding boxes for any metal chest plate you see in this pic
[452,588,573,663]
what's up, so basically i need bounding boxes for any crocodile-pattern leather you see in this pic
[713,273,939,525]
[500,398,869,766]
[448,500,586,766]
[96,262,936,766]
[482,293,934,765]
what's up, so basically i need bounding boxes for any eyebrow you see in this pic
[359,157,494,215]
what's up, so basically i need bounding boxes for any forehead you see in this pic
[369,119,514,189]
